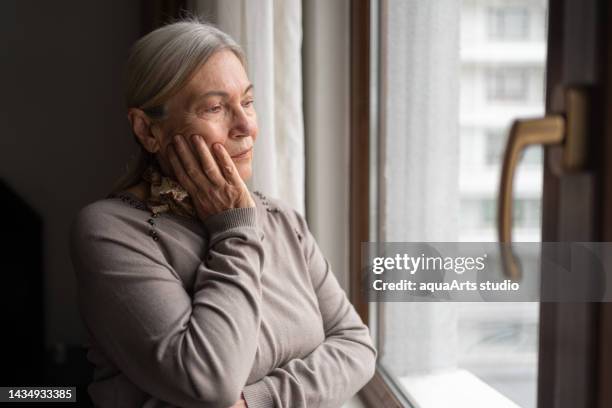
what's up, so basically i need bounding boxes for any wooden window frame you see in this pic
[600,3,612,405]
[349,0,406,406]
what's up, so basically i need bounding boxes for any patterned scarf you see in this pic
[141,164,197,218]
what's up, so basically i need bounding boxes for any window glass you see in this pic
[372,1,548,407]
[487,6,530,40]
[486,68,529,102]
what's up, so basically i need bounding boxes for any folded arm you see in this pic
[242,211,377,408]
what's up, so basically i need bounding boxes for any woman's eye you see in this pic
[242,99,255,108]
[206,105,222,113]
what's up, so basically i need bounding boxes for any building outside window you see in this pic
[485,129,542,166]
[487,6,530,40]
[486,67,529,102]
[484,129,505,165]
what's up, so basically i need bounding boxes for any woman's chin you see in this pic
[236,163,253,182]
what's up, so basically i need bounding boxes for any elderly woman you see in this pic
[69,18,376,408]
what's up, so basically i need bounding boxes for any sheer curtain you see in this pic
[193,0,305,214]
[378,0,461,378]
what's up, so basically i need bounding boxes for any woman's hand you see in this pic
[167,134,255,222]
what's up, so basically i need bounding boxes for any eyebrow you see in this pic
[190,84,254,104]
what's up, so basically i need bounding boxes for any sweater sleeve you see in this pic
[70,205,264,408]
[242,211,377,408]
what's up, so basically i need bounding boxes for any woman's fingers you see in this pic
[167,143,199,195]
[168,137,254,219]
[212,143,246,186]
[191,134,225,186]
[172,134,213,190]
[166,135,254,219]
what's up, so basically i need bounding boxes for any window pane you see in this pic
[486,68,529,102]
[487,6,530,40]
[372,0,548,406]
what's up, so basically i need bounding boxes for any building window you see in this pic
[485,129,506,165]
[477,198,540,230]
[487,6,530,40]
[482,198,496,228]
[486,67,529,102]
[521,145,543,166]
[481,198,519,229]
[485,128,542,166]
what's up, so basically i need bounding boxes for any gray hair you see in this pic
[111,17,246,193]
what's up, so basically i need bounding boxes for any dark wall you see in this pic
[1,0,143,349]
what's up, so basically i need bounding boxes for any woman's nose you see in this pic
[229,105,252,136]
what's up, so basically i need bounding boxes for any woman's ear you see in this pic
[127,108,161,153]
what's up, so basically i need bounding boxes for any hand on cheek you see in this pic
[166,134,255,221]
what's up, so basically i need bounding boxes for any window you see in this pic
[459,198,540,231]
[357,1,547,407]
[515,199,541,229]
[484,129,505,165]
[521,145,543,166]
[487,6,530,40]
[486,68,529,102]
[485,129,542,166]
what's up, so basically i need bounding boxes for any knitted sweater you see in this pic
[69,191,376,408]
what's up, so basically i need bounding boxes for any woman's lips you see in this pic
[230,147,253,159]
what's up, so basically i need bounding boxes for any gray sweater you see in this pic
[70,191,376,408]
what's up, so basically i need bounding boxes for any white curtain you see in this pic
[193,0,305,215]
[379,0,461,377]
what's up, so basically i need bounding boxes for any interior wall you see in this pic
[1,0,143,346]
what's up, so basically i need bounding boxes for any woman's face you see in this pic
[152,50,258,181]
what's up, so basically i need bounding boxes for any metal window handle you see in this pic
[498,86,589,280]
